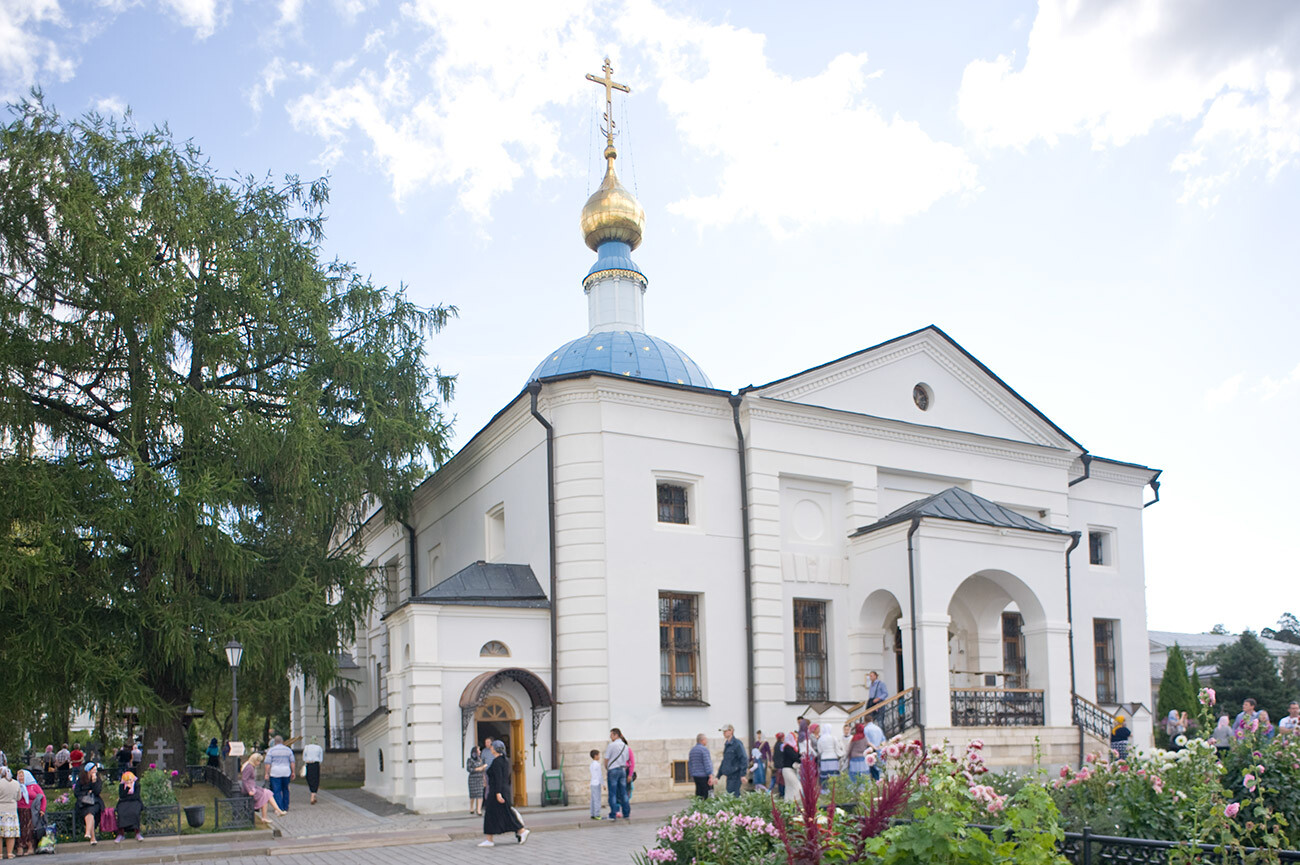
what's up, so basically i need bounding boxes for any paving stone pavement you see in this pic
[142,822,659,865]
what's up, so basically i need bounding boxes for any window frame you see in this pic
[1087,528,1116,568]
[486,503,506,562]
[659,592,702,704]
[1001,612,1026,689]
[1094,618,1118,704]
[793,599,829,703]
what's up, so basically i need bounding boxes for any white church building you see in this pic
[289,67,1161,813]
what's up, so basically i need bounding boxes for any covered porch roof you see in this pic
[850,487,1068,539]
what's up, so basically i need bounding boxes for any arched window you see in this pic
[480,640,510,657]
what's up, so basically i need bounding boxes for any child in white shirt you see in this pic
[588,750,604,819]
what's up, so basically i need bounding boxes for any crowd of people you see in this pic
[685,712,889,804]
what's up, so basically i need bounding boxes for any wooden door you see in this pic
[510,718,526,806]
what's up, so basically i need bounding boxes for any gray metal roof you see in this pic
[851,486,1066,538]
[1148,630,1298,656]
[410,561,550,609]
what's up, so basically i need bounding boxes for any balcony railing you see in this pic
[950,687,1044,727]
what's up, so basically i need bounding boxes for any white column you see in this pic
[1023,622,1073,726]
[901,614,952,728]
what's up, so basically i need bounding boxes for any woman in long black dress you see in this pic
[72,762,104,844]
[479,741,527,847]
[115,771,144,842]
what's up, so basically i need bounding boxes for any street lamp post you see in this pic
[224,640,244,743]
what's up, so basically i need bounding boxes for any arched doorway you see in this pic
[325,687,356,751]
[475,697,526,806]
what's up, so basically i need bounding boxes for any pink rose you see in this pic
[1224,803,1240,818]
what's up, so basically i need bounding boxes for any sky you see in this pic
[3,0,1298,634]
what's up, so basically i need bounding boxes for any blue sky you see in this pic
[5,0,1299,634]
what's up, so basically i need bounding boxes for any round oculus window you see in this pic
[913,383,933,411]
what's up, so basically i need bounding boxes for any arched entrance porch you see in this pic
[459,668,554,808]
[946,570,1048,727]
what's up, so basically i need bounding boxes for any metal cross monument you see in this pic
[586,57,630,150]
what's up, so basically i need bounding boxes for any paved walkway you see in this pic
[49,791,686,865]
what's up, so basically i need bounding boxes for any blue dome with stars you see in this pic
[529,330,713,388]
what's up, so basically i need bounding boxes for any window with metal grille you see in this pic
[1089,531,1109,565]
[1094,618,1118,703]
[794,599,828,702]
[659,592,701,702]
[671,760,689,784]
[657,483,689,524]
[1002,612,1026,688]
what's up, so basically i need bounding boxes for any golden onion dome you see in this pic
[580,147,645,251]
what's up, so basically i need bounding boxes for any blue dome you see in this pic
[529,331,713,388]
[586,240,644,282]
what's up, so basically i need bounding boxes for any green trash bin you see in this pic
[540,756,568,807]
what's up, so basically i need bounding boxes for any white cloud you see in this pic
[288,0,600,218]
[277,0,304,25]
[93,94,125,115]
[248,56,313,113]
[0,0,74,93]
[1254,361,1300,400]
[1204,373,1244,409]
[286,0,973,230]
[957,0,1300,204]
[158,0,225,38]
[622,0,978,233]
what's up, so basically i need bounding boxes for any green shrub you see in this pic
[139,769,178,806]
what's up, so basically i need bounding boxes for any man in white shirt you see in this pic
[864,713,886,781]
[265,736,296,813]
[1281,701,1300,736]
[301,738,324,805]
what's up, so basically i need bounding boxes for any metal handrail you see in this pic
[846,687,921,738]
[1071,692,1115,742]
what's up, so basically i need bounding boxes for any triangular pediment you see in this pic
[751,326,1081,451]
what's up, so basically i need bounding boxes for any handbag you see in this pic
[31,810,46,838]
[77,791,96,806]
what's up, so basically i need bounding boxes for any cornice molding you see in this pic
[748,400,1074,470]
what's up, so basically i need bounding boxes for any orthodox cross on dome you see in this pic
[585,56,630,158]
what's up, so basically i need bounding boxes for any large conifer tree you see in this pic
[1155,644,1195,746]
[0,99,455,746]
[1209,632,1287,718]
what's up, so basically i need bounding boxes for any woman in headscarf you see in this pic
[240,753,286,823]
[15,769,45,856]
[72,762,104,844]
[0,768,20,858]
[466,746,486,815]
[1210,715,1233,751]
[479,741,527,847]
[815,723,840,788]
[846,723,869,781]
[205,738,221,768]
[781,731,802,804]
[115,770,144,843]
[1110,715,1131,760]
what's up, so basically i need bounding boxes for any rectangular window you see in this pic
[794,599,828,702]
[671,760,689,784]
[657,483,689,524]
[1089,530,1110,566]
[383,560,400,613]
[659,593,701,702]
[1002,612,1026,689]
[1094,618,1117,703]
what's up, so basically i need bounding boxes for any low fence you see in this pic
[1059,827,1300,864]
[43,764,254,840]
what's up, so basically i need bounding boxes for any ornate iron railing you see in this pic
[1072,693,1116,743]
[214,795,256,830]
[955,823,1300,863]
[141,804,181,836]
[327,726,357,751]
[848,687,920,739]
[950,687,1044,727]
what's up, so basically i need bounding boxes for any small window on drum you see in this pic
[480,640,510,657]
